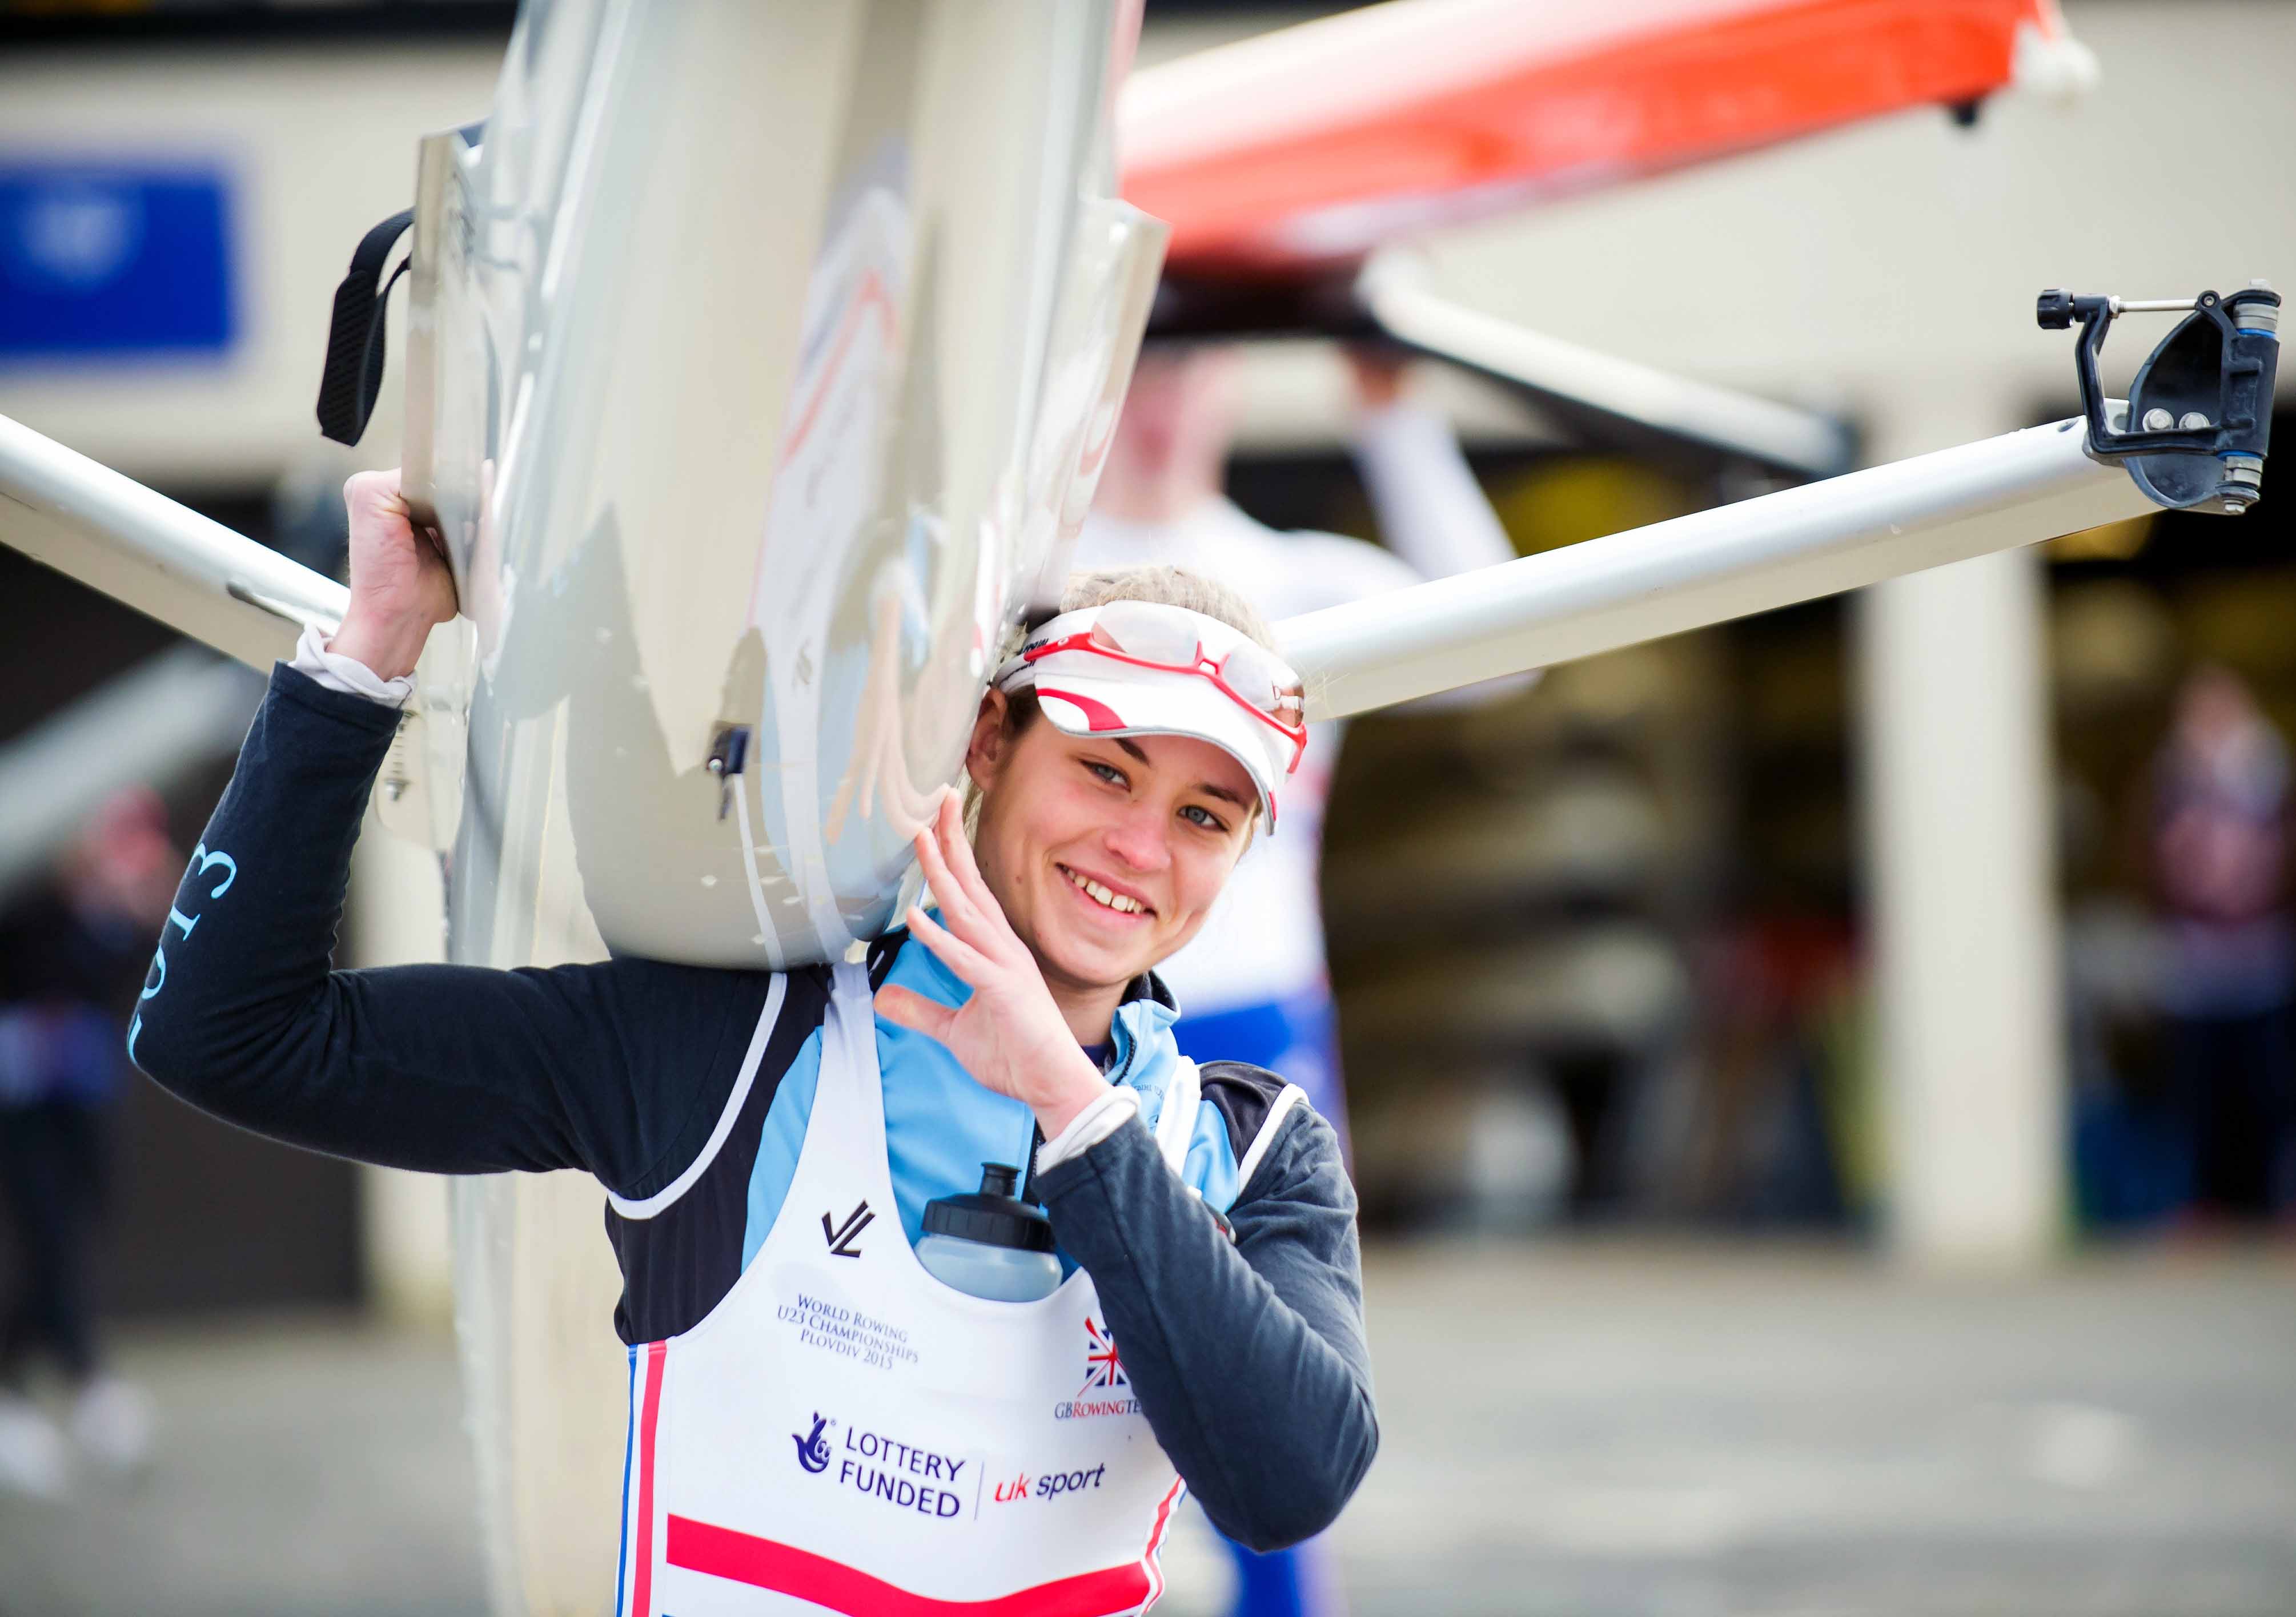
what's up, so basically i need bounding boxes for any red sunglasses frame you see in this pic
[1020,631,1308,776]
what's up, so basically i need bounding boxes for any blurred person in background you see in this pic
[0,789,174,1497]
[2149,665,2296,1222]
[1079,345,1522,1617]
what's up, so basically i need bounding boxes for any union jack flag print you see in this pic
[1082,1317,1126,1391]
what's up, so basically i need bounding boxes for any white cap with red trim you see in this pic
[993,603,1306,828]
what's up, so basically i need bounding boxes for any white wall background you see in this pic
[6,6,2286,474]
[0,45,500,485]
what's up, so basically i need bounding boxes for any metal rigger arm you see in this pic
[0,287,2278,722]
[1281,282,2279,719]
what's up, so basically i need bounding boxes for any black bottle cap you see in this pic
[921,1161,1054,1253]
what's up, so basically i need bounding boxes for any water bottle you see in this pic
[917,1163,1061,1302]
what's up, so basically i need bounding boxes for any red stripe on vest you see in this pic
[667,1514,1155,1616]
[629,1343,667,1616]
[1137,1478,1185,1604]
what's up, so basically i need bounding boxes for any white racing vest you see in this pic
[619,962,1197,1615]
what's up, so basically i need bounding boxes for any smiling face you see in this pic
[966,690,1256,1001]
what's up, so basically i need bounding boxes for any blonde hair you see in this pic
[1057,565,1277,645]
[962,565,1285,836]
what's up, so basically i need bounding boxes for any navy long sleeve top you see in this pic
[129,665,1376,1550]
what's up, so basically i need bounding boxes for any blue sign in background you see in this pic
[0,161,237,362]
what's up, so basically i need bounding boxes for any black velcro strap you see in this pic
[315,208,415,445]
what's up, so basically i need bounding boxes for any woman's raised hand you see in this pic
[330,468,460,681]
[873,790,1106,1138]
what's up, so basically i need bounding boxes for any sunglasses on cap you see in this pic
[998,601,1308,778]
